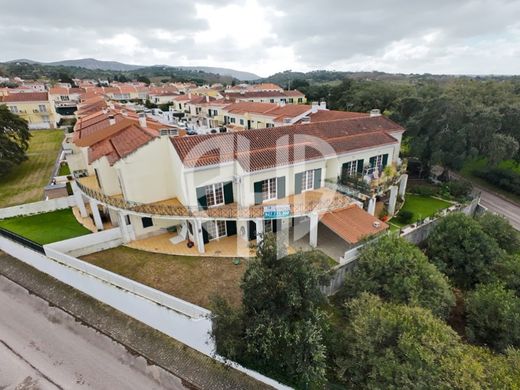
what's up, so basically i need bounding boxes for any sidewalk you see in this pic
[0,251,273,390]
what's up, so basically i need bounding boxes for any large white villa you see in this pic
[65,96,407,259]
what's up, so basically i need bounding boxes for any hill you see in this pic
[6,58,260,80]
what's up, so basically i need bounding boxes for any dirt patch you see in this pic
[448,288,467,339]
[81,246,247,309]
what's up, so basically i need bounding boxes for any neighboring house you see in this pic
[48,87,85,116]
[223,90,306,104]
[0,92,57,129]
[72,113,407,256]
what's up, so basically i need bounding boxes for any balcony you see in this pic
[336,161,407,197]
[76,177,354,220]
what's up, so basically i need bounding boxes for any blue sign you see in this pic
[263,205,291,219]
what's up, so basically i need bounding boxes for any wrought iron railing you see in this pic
[339,160,408,196]
[76,181,353,219]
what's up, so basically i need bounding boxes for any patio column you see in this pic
[71,181,88,218]
[194,219,205,254]
[309,213,319,248]
[89,199,104,231]
[388,185,399,216]
[399,174,408,198]
[367,196,376,216]
[117,212,131,243]
[255,218,264,245]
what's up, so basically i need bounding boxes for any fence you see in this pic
[0,196,76,220]
[45,227,125,257]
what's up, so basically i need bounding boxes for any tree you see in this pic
[486,133,520,165]
[335,294,489,388]
[477,212,520,254]
[341,236,454,318]
[426,213,504,289]
[489,254,520,296]
[136,75,151,85]
[0,105,31,177]
[466,283,520,352]
[212,234,329,388]
[57,72,75,86]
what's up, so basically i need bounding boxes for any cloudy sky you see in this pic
[1,0,520,77]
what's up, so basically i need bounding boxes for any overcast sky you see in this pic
[1,0,520,77]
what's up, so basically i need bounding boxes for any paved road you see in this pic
[0,275,188,390]
[477,186,520,230]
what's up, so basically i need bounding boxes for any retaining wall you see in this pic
[0,196,76,219]
[46,228,126,257]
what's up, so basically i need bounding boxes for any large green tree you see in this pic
[212,234,329,389]
[335,294,496,388]
[477,212,520,254]
[341,235,454,318]
[0,105,31,177]
[466,283,520,352]
[426,213,504,289]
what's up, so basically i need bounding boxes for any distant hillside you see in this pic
[6,58,260,80]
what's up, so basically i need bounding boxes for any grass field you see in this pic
[390,194,452,228]
[0,209,91,244]
[82,246,247,309]
[0,130,64,208]
[57,162,71,176]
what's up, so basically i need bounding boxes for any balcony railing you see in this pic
[338,160,407,196]
[76,181,353,220]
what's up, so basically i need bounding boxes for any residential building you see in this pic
[0,92,57,128]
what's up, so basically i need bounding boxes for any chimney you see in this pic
[311,101,319,114]
[370,109,381,117]
[108,115,116,126]
[319,101,327,110]
[188,93,192,100]
[279,100,286,107]
[121,109,128,117]
[205,95,209,102]
[138,112,147,128]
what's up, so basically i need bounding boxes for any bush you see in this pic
[477,213,520,254]
[336,294,494,388]
[475,166,520,196]
[489,254,520,296]
[397,210,414,224]
[466,283,520,352]
[441,180,473,200]
[426,213,504,289]
[341,236,455,318]
[410,184,437,197]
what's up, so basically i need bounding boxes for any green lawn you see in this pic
[57,162,71,176]
[0,209,91,244]
[390,194,452,228]
[0,130,64,208]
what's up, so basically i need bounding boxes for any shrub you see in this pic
[466,283,520,352]
[441,180,473,200]
[489,254,520,296]
[426,213,504,289]
[477,213,520,254]
[341,236,455,318]
[410,184,437,197]
[475,166,520,196]
[397,210,414,224]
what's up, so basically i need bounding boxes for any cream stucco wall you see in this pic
[91,157,122,196]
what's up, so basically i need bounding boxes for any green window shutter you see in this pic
[357,159,364,174]
[248,220,257,241]
[277,176,286,199]
[226,221,237,236]
[201,222,209,244]
[223,181,234,204]
[369,156,376,168]
[196,186,207,210]
[382,154,389,168]
[254,181,263,205]
[295,172,303,194]
[314,168,322,189]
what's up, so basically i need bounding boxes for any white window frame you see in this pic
[38,104,47,112]
[301,170,315,192]
[207,220,227,241]
[344,161,358,176]
[9,106,18,113]
[205,183,224,208]
[261,178,277,202]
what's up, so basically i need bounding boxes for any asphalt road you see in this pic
[477,187,520,230]
[0,275,188,390]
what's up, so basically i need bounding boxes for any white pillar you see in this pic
[399,174,408,198]
[89,199,104,231]
[117,212,131,243]
[277,218,290,258]
[71,181,88,217]
[367,196,376,216]
[388,185,399,216]
[194,219,205,254]
[255,218,264,245]
[309,213,318,248]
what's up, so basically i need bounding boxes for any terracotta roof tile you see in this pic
[1,92,48,102]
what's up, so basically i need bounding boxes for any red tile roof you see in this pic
[320,205,388,244]
[307,110,369,122]
[171,116,403,172]
[1,92,48,102]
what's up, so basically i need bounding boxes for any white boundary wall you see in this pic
[0,196,76,219]
[46,228,125,257]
